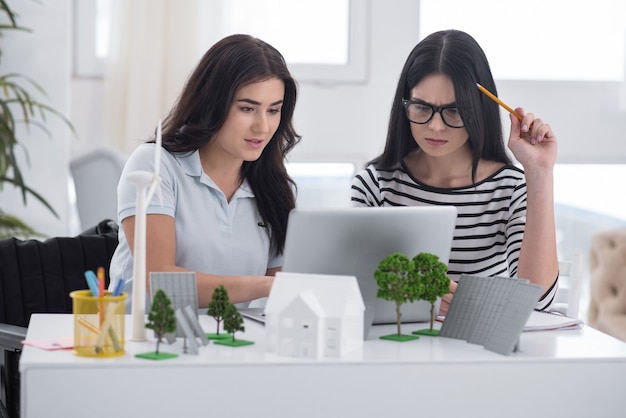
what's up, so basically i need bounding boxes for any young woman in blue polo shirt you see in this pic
[110,34,300,308]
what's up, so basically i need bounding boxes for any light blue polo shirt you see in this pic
[109,143,282,304]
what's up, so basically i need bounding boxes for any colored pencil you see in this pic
[476,83,523,122]
[97,267,105,325]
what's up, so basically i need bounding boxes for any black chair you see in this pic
[0,220,118,418]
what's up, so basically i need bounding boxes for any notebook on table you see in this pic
[241,206,458,335]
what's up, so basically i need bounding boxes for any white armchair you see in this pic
[588,228,626,342]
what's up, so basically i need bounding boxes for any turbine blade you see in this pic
[154,119,162,178]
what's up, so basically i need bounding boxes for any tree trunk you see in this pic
[429,303,435,331]
[396,302,403,335]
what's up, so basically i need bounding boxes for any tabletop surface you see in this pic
[19,313,626,370]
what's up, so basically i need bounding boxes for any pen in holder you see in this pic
[70,290,127,357]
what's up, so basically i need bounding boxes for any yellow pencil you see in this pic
[476,83,523,122]
[77,317,100,334]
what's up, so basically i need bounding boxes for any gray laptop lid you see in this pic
[281,206,457,327]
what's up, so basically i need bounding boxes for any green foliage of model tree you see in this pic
[207,285,229,335]
[413,252,450,331]
[374,252,424,336]
[223,303,245,342]
[145,289,176,354]
[0,0,75,238]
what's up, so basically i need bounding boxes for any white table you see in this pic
[20,314,626,418]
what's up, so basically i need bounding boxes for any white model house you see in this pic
[265,272,365,358]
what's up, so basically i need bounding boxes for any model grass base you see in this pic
[135,352,179,360]
[380,334,420,342]
[206,333,231,340]
[213,337,255,347]
[412,329,440,337]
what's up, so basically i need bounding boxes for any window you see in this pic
[286,162,356,209]
[553,163,626,322]
[73,0,368,83]
[419,0,626,81]
[554,164,626,221]
[223,0,367,83]
[73,0,111,77]
[225,0,349,65]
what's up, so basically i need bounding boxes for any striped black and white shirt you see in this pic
[351,162,556,310]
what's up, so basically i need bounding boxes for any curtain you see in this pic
[102,0,223,153]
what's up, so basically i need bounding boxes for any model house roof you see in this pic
[265,272,364,317]
[282,289,326,318]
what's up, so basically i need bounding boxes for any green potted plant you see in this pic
[0,0,75,238]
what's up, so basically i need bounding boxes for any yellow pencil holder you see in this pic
[70,290,127,357]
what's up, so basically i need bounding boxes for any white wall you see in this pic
[1,0,72,237]
[499,80,626,163]
[4,0,626,236]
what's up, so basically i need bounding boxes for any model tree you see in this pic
[374,252,424,341]
[214,303,254,347]
[412,252,450,336]
[223,303,245,341]
[207,284,229,338]
[145,289,177,354]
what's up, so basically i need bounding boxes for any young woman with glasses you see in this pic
[351,29,559,315]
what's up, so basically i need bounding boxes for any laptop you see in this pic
[242,206,457,332]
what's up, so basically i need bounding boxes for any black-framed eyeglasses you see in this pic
[401,99,465,128]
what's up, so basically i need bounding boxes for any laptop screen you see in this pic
[281,206,457,326]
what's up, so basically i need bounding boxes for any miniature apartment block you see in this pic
[265,272,365,358]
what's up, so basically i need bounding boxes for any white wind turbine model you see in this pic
[126,120,163,341]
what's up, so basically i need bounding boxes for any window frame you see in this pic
[286,0,368,84]
[72,0,369,84]
[73,0,102,78]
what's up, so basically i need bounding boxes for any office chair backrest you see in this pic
[0,227,117,327]
[70,147,126,231]
[0,219,119,418]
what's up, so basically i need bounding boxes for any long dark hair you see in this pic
[154,34,300,255]
[371,29,512,182]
